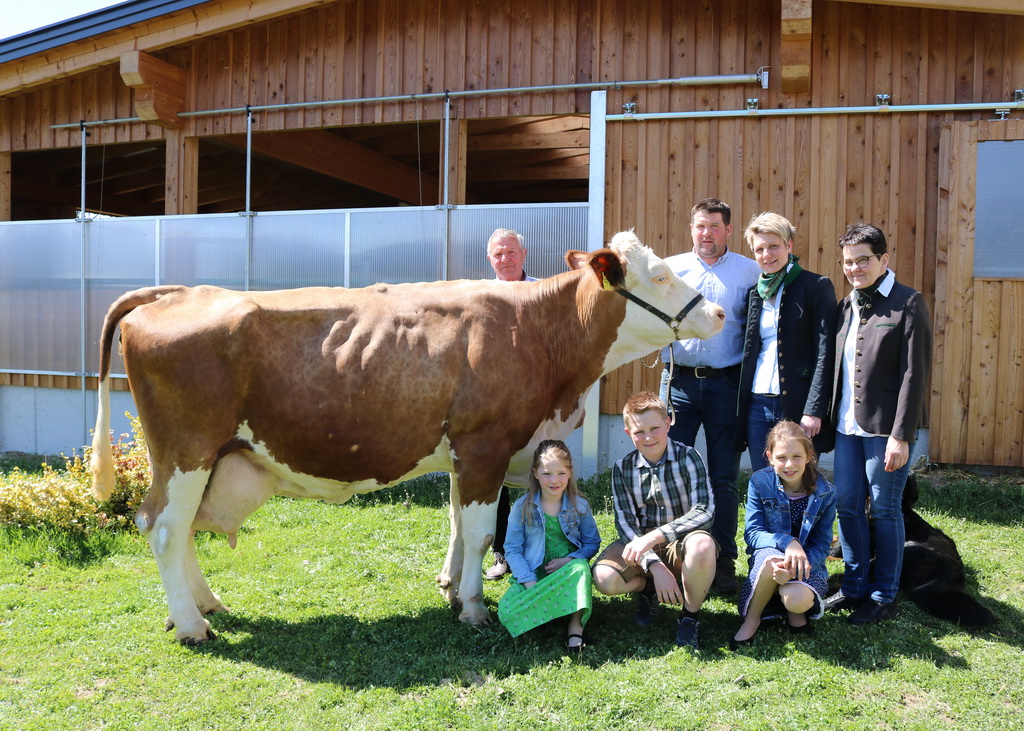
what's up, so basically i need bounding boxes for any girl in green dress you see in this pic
[497,440,601,651]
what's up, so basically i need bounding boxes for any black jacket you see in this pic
[737,269,838,455]
[830,278,932,443]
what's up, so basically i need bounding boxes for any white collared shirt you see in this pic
[752,285,783,395]
[660,249,760,368]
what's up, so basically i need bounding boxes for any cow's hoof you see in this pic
[458,607,491,626]
[201,603,230,616]
[435,573,452,590]
[179,628,217,646]
[168,615,216,644]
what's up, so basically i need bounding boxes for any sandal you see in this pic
[567,633,586,652]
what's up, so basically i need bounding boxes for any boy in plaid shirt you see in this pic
[592,392,718,650]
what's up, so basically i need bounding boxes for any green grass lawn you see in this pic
[1,469,1022,730]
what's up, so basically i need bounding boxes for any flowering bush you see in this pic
[0,415,152,535]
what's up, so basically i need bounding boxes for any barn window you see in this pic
[974,140,1024,278]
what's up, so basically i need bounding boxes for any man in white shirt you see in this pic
[660,199,760,595]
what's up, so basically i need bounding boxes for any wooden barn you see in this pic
[1,0,1022,468]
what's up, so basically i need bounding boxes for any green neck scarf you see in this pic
[757,254,802,300]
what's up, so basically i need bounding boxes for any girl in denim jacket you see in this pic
[497,440,601,651]
[730,421,837,650]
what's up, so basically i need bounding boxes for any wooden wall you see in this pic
[2,0,1024,462]
[0,0,595,150]
[933,120,1024,467]
[599,1,1024,450]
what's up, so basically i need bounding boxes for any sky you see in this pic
[2,1,127,40]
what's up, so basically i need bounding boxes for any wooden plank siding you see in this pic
[933,120,1024,466]
[598,3,1023,460]
[1,0,1024,463]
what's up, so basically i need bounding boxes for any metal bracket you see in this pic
[876,93,891,106]
[1015,89,1024,103]
[746,97,760,110]
[622,101,637,115]
[993,109,1011,121]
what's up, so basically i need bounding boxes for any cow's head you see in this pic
[567,231,725,363]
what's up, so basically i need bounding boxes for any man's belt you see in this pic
[671,364,740,379]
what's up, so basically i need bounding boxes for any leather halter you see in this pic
[605,277,705,340]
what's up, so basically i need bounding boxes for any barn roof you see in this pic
[0,0,210,65]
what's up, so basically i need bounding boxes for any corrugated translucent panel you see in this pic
[0,221,82,373]
[447,203,589,281]
[348,208,445,288]
[85,218,158,375]
[975,141,1024,278]
[159,214,247,288]
[0,204,592,377]
[251,211,344,290]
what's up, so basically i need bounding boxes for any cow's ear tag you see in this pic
[602,274,614,291]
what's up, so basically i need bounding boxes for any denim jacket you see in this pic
[743,467,837,578]
[503,492,601,585]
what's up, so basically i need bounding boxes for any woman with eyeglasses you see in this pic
[823,222,933,626]
[736,212,838,473]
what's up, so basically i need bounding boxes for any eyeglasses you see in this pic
[839,254,880,270]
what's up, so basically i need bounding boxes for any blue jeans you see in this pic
[746,393,783,472]
[833,430,912,604]
[660,368,742,561]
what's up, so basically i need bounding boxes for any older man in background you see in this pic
[483,228,538,580]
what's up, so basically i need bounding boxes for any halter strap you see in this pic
[612,287,705,340]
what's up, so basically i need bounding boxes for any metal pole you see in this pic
[78,122,90,446]
[607,99,1024,122]
[441,93,451,281]
[244,106,253,214]
[244,106,253,291]
[50,72,768,130]
[580,90,608,479]
[78,122,87,220]
[342,211,351,288]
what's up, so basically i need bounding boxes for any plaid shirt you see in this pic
[611,439,715,571]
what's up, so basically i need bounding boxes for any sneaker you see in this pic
[484,553,509,580]
[675,616,700,650]
[634,589,659,626]
[712,558,740,595]
[848,599,899,625]
[823,591,866,613]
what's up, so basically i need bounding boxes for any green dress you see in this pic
[497,514,594,637]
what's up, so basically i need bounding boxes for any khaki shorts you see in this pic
[594,531,719,585]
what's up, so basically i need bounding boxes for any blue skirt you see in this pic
[738,547,827,620]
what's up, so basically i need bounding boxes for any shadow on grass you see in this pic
[818,571,1024,656]
[916,473,1024,527]
[191,582,1024,690]
[196,591,742,690]
[589,596,1009,671]
[198,605,599,689]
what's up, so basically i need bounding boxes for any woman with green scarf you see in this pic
[736,212,838,471]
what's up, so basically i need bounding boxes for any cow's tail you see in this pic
[91,286,185,501]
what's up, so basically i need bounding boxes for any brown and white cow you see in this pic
[90,231,724,644]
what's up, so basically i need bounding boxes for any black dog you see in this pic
[831,474,997,626]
